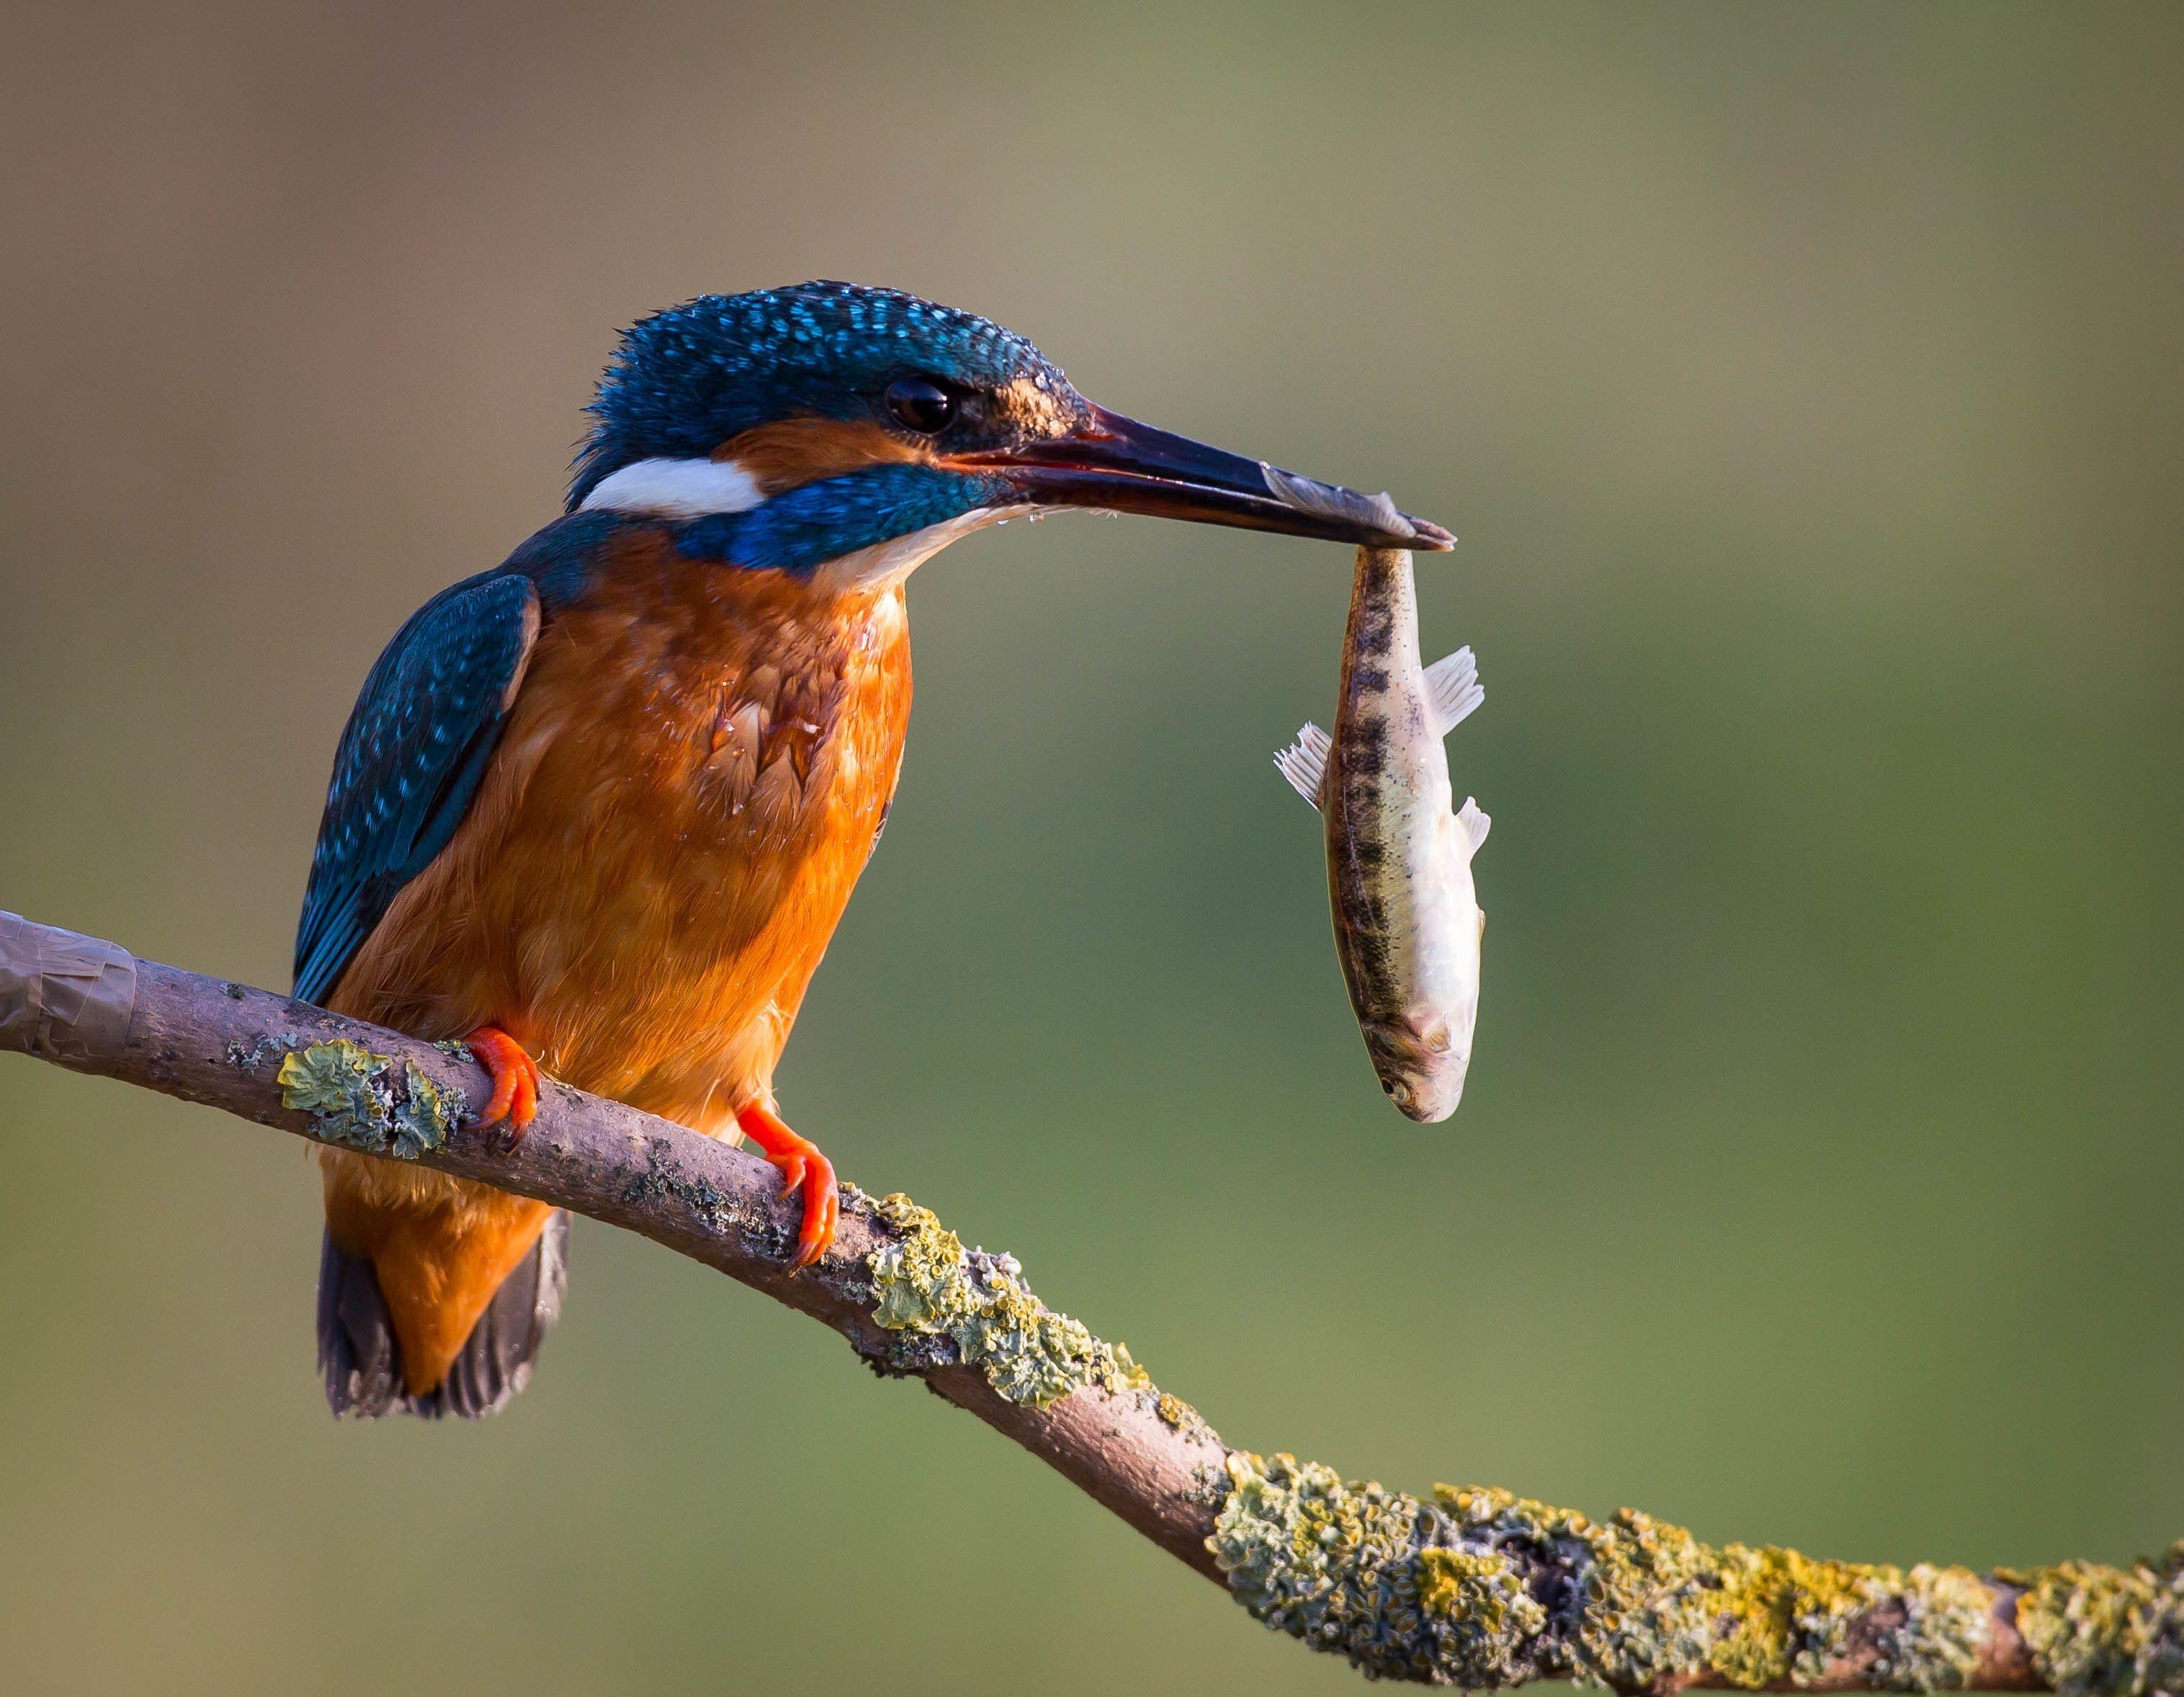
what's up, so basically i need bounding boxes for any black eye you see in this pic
[886,375,956,434]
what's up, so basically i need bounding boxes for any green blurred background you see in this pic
[3,3,2180,1691]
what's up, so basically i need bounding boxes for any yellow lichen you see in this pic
[1416,1547,1547,1668]
[865,1193,1150,1409]
[1212,1464,2012,1690]
[277,1039,465,1159]
[1155,1392,1213,1440]
[1441,1487,1992,1690]
[1704,1543,1893,1688]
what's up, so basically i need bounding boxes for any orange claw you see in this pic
[734,1102,838,1268]
[466,1026,540,1146]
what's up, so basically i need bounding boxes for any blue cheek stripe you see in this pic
[674,464,1011,575]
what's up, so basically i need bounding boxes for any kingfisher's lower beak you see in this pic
[952,405,1454,550]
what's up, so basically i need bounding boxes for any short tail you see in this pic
[317,1211,570,1418]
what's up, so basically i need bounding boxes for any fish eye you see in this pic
[886,375,956,434]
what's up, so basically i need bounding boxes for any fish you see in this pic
[1275,545,1489,1122]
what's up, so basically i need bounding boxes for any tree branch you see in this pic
[4,910,2175,1693]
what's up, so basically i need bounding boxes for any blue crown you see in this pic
[568,282,1068,510]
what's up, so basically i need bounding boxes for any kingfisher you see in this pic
[297,280,1452,1417]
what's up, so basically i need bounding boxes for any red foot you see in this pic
[467,1026,541,1147]
[735,1102,838,1268]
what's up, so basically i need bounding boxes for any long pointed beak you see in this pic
[950,405,1454,550]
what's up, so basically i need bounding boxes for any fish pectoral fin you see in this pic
[1456,796,1491,858]
[1424,647,1484,738]
[1274,722,1331,808]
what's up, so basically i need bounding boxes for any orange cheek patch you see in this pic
[715,416,931,495]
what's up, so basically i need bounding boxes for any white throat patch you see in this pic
[811,504,1036,594]
[579,456,764,518]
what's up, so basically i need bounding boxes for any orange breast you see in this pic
[329,529,914,1135]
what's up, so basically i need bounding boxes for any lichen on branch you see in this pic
[866,1191,1154,1409]
[1209,1453,2184,1693]
[277,1036,467,1159]
[6,914,2180,1697]
[2009,1552,2184,1697]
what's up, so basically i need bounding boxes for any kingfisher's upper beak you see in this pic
[951,405,1454,550]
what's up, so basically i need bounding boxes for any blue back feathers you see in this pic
[292,572,538,1003]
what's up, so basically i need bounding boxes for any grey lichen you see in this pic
[2007,1548,2184,1696]
[617,1137,750,1237]
[1209,1456,2015,1691]
[1871,1564,1998,1691]
[225,1029,303,1075]
[866,1192,1151,1410]
[277,1039,466,1160]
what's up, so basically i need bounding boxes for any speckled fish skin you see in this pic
[1312,547,1486,1121]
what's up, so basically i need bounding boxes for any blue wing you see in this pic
[292,572,541,1006]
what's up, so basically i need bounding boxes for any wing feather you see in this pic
[292,572,540,1005]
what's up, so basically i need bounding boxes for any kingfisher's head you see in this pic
[568,282,1451,586]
